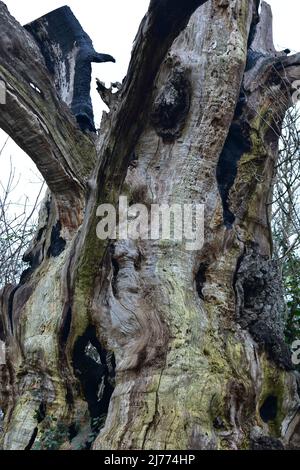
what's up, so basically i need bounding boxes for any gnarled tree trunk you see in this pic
[0,0,300,450]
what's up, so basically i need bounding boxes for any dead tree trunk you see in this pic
[0,0,300,450]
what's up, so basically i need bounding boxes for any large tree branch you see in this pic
[95,0,210,190]
[24,6,115,132]
[0,2,97,226]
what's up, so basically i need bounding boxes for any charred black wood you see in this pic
[235,245,293,370]
[25,6,115,132]
[216,109,252,227]
[47,221,66,258]
[73,326,115,422]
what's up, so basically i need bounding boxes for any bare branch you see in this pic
[0,2,97,227]
[0,154,44,287]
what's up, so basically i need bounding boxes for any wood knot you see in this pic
[150,65,191,144]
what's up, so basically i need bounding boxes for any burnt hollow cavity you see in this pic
[60,306,72,345]
[73,326,115,427]
[36,401,47,423]
[216,91,252,227]
[216,14,267,228]
[195,262,208,300]
[259,395,278,423]
[68,423,78,440]
[111,258,120,298]
[47,221,66,258]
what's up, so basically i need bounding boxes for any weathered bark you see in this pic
[0,0,300,451]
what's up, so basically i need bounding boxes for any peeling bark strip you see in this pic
[47,221,66,258]
[1,0,300,451]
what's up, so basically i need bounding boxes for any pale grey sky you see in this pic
[1,0,299,213]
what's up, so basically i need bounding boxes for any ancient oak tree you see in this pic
[0,0,300,450]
